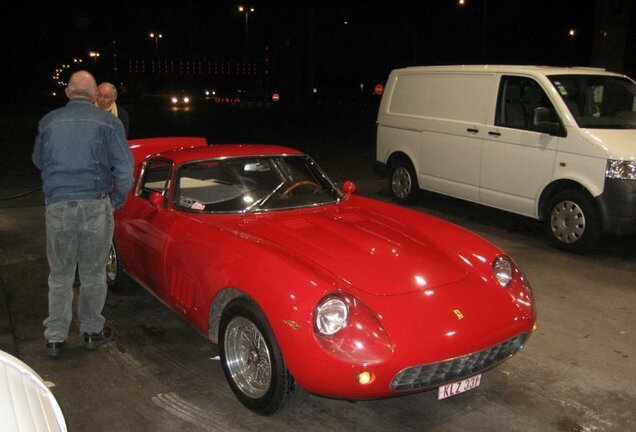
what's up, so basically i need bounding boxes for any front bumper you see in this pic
[597,179,636,236]
[391,332,529,391]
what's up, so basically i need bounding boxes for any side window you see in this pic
[496,76,558,131]
[137,159,172,201]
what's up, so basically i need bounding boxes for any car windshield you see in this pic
[173,155,342,213]
[548,74,636,129]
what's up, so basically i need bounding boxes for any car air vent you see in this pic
[282,219,314,230]
[335,213,366,223]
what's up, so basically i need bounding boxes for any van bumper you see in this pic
[597,179,636,236]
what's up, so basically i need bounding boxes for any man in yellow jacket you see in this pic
[96,82,129,137]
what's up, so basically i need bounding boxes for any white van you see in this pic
[376,65,636,253]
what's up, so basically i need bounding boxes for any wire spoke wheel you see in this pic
[219,298,306,414]
[106,242,117,286]
[224,316,272,399]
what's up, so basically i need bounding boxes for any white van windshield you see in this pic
[548,75,636,129]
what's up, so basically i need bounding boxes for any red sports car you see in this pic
[108,137,536,415]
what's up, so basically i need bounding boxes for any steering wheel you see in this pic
[281,180,320,198]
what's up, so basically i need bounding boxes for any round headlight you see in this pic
[315,297,348,336]
[492,256,513,287]
[171,96,178,104]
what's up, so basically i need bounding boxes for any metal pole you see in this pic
[245,11,249,54]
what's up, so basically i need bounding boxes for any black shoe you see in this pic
[84,327,114,350]
[46,341,65,358]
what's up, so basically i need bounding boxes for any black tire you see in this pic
[546,189,601,253]
[219,298,306,415]
[389,157,419,204]
[106,241,135,293]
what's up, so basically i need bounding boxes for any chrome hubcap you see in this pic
[391,167,412,199]
[224,316,271,399]
[550,200,585,244]
[106,243,117,283]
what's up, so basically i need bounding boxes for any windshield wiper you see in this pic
[243,181,286,213]
[585,123,636,129]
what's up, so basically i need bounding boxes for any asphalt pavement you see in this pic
[1,100,635,431]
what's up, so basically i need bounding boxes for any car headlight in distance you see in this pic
[492,255,513,287]
[183,96,190,104]
[606,159,636,180]
[171,96,178,104]
[315,297,348,335]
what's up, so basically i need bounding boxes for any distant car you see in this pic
[0,350,67,431]
[108,137,536,415]
[169,93,191,106]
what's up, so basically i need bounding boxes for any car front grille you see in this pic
[390,333,529,392]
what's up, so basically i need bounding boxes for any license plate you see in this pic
[437,374,482,400]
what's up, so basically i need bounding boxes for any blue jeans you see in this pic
[43,197,113,342]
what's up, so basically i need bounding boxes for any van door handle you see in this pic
[467,128,479,134]
[488,131,502,137]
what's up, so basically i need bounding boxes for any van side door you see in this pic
[479,75,561,218]
[413,73,495,202]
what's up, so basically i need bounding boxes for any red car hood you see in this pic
[232,205,468,296]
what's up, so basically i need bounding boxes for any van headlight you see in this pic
[606,159,636,180]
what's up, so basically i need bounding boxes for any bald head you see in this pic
[66,71,97,101]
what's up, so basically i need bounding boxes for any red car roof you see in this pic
[128,137,304,165]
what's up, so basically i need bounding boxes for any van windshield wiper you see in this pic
[585,123,636,129]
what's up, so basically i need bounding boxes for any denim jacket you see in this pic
[32,99,134,208]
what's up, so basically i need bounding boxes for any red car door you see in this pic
[117,159,177,300]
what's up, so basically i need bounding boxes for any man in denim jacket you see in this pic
[32,70,134,358]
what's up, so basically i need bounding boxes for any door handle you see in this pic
[488,131,502,137]
[467,128,479,134]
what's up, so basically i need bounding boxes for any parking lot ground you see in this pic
[1,168,635,432]
[1,103,635,431]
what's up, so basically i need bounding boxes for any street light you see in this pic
[238,5,255,56]
[89,51,100,65]
[457,0,488,62]
[149,32,163,52]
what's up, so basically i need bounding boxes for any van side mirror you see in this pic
[533,107,563,136]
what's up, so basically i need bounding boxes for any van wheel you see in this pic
[389,158,419,204]
[546,190,601,253]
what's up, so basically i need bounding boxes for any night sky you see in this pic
[0,0,611,99]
